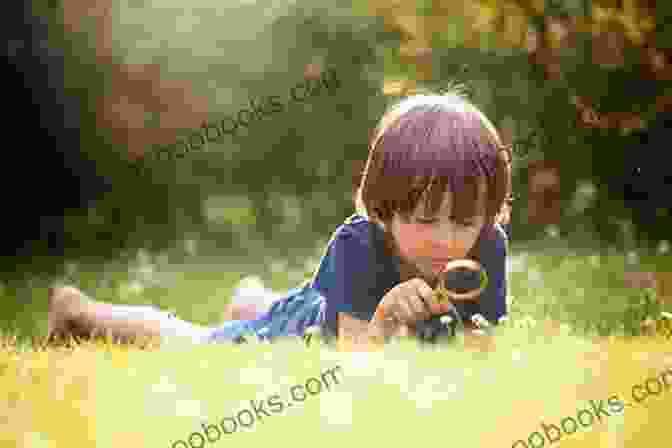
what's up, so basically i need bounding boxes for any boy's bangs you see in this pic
[361,96,504,224]
[378,112,493,220]
[404,171,484,221]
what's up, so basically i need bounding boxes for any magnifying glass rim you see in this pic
[437,259,488,301]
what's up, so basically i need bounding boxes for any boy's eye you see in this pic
[415,217,475,227]
[454,221,475,227]
[449,215,476,227]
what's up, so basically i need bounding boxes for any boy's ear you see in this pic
[377,215,394,231]
[495,202,512,226]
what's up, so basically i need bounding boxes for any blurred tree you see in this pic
[20,0,670,269]
[361,0,670,248]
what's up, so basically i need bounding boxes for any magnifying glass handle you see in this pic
[414,308,460,343]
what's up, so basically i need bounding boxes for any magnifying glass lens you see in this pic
[436,259,488,302]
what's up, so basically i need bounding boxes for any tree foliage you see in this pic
[34,0,671,262]
[364,0,670,247]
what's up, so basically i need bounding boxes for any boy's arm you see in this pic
[336,312,371,351]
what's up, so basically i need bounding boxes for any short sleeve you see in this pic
[310,222,395,337]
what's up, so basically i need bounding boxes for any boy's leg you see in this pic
[47,285,212,345]
[220,275,282,321]
[220,303,265,321]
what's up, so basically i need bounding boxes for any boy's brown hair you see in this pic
[354,90,512,281]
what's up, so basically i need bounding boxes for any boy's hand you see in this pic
[373,278,452,327]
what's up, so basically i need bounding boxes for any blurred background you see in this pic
[1,0,671,339]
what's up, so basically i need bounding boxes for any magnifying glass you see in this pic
[415,258,489,343]
[434,258,488,302]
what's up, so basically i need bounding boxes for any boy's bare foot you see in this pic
[46,285,93,344]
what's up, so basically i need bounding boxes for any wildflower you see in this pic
[136,248,152,266]
[184,239,197,256]
[507,254,527,273]
[118,280,144,299]
[439,315,454,326]
[65,262,78,277]
[545,224,560,238]
[269,260,288,274]
[471,313,491,329]
[522,315,537,328]
[626,251,639,265]
[527,268,543,285]
[303,325,321,347]
[588,255,601,268]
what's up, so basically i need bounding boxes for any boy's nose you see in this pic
[428,239,468,257]
[430,232,465,249]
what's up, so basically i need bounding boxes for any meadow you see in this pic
[0,238,671,448]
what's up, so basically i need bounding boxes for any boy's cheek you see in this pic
[396,225,432,256]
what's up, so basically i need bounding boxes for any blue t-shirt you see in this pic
[310,214,508,338]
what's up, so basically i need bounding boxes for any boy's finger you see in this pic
[395,323,410,338]
[406,294,431,321]
[414,279,434,303]
[397,299,415,323]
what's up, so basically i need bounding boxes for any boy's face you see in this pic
[387,180,487,280]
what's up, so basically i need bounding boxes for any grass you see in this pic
[0,239,671,448]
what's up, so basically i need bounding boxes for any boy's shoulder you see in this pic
[310,213,393,292]
[332,213,378,242]
[342,213,370,228]
[319,214,389,266]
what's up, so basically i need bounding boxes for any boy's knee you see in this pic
[232,303,262,320]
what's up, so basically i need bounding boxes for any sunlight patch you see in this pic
[174,398,204,419]
[150,375,177,394]
[237,367,274,386]
[319,391,353,428]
